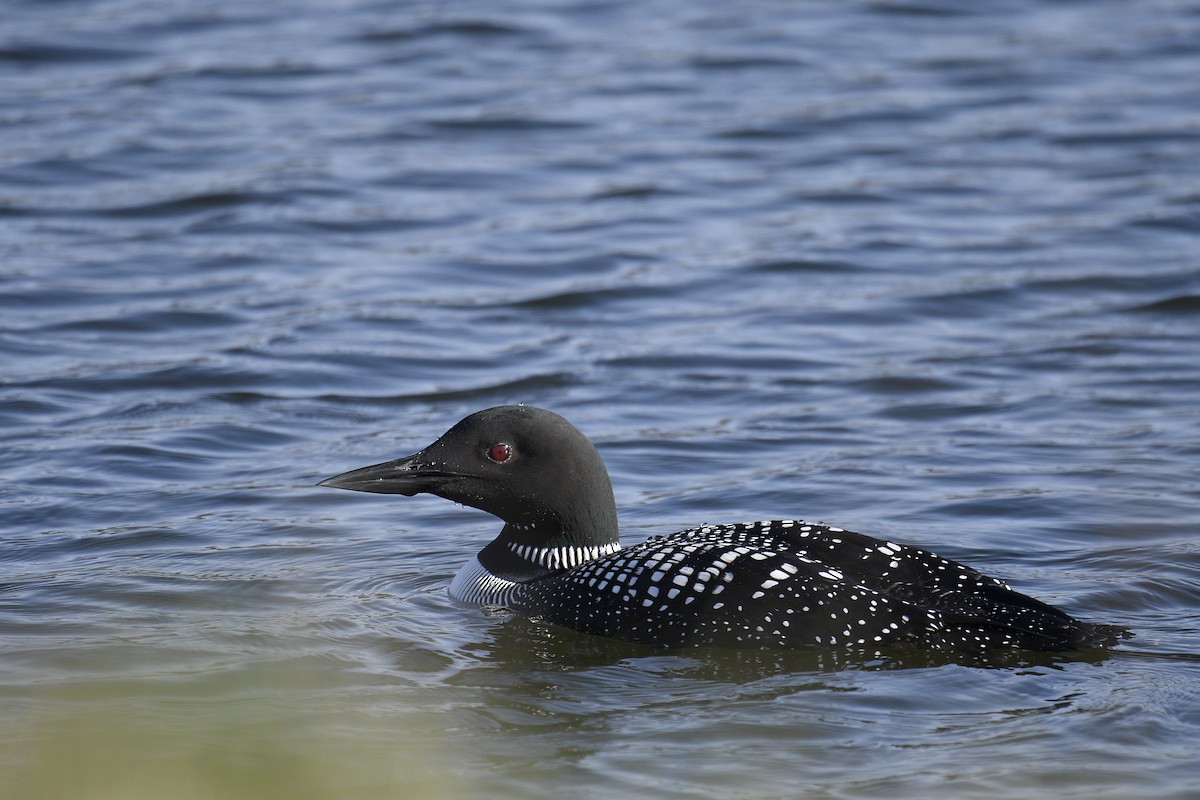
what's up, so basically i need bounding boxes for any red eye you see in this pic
[486,443,512,463]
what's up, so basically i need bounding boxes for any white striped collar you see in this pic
[506,541,622,570]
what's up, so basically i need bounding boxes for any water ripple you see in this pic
[3,0,1199,798]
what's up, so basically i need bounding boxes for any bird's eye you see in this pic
[486,443,513,463]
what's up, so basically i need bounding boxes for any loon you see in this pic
[319,405,1123,652]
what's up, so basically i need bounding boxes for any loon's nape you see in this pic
[320,405,1128,653]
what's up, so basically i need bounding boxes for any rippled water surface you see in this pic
[3,0,1200,797]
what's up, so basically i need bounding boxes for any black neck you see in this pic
[477,520,619,583]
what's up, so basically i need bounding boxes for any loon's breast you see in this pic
[449,541,624,607]
[449,556,521,608]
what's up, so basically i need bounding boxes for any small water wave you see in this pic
[3,0,1199,798]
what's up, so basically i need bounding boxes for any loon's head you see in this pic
[319,406,619,548]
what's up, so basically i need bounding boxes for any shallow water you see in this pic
[3,0,1200,797]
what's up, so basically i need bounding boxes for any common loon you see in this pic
[319,405,1123,652]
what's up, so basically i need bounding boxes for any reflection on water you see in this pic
[8,670,471,800]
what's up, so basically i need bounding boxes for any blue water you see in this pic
[3,0,1199,797]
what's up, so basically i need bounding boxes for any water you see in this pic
[3,0,1199,797]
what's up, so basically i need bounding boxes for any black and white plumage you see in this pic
[319,405,1124,653]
